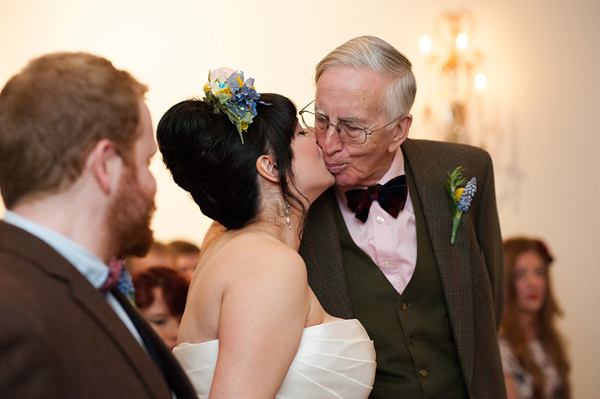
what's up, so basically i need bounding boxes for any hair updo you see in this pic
[157,93,301,230]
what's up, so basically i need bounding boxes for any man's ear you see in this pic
[256,154,279,183]
[388,114,413,153]
[86,139,123,195]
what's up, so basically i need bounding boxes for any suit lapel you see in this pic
[111,288,197,399]
[69,283,172,398]
[0,221,172,398]
[402,139,474,385]
[300,188,354,319]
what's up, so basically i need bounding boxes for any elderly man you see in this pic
[0,52,195,398]
[298,36,507,398]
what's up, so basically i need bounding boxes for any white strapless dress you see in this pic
[172,319,376,399]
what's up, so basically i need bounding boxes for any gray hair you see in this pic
[315,36,416,122]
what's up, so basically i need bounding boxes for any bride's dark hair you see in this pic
[156,93,304,230]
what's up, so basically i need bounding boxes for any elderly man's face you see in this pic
[315,66,407,189]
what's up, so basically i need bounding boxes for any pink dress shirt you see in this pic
[335,149,417,295]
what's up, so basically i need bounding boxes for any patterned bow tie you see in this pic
[344,175,408,223]
[100,258,135,300]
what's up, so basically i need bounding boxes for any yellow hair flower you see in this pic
[216,87,231,97]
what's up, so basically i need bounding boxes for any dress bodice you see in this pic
[172,319,376,399]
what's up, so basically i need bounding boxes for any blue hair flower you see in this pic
[203,68,269,143]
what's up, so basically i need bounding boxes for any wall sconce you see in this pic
[419,10,486,145]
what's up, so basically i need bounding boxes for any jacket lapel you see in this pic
[69,283,172,398]
[111,288,197,399]
[402,139,474,386]
[300,188,354,319]
[0,221,172,398]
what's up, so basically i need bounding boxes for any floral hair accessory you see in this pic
[203,67,268,143]
[446,166,477,245]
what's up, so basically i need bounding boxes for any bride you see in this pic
[156,68,375,399]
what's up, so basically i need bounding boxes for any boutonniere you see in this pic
[446,167,477,245]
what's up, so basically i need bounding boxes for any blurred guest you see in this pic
[168,240,200,280]
[133,267,189,350]
[500,237,571,399]
[126,240,176,276]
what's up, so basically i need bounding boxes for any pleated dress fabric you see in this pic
[172,319,376,399]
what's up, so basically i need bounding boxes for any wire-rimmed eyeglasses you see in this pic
[299,100,403,145]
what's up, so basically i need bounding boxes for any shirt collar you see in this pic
[3,210,109,288]
[377,147,405,185]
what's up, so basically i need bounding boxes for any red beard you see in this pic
[106,163,156,258]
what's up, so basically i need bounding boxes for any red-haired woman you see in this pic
[500,237,571,399]
[133,267,189,350]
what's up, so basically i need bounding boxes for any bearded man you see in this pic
[0,52,195,399]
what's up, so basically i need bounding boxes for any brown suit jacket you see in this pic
[299,138,507,398]
[0,221,196,399]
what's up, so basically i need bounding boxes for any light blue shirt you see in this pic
[3,210,145,348]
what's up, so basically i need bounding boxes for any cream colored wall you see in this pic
[1,0,599,396]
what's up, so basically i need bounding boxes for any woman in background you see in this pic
[133,267,189,350]
[500,237,571,399]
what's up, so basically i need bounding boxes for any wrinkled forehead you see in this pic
[315,66,390,121]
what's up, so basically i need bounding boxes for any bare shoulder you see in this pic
[193,231,309,309]
[179,232,310,342]
[216,233,308,286]
[214,233,311,334]
[211,231,302,264]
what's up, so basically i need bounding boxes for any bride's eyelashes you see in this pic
[298,130,307,136]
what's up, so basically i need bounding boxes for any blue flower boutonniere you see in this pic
[446,166,477,245]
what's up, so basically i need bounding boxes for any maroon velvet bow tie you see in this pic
[99,258,124,293]
[344,175,408,223]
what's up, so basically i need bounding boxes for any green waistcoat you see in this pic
[335,162,468,399]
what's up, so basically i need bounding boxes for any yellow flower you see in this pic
[454,187,464,202]
[236,76,244,87]
[216,87,231,97]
